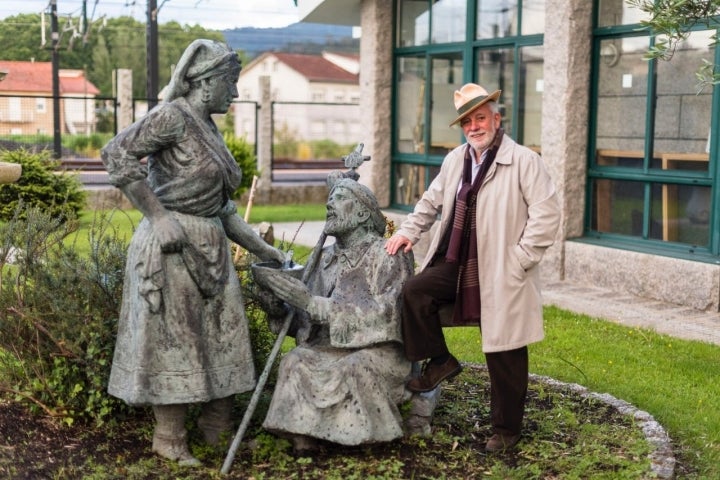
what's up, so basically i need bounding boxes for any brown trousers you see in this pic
[401,256,528,435]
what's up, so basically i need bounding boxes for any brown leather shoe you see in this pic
[406,355,462,393]
[485,433,521,452]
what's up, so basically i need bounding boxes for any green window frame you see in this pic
[391,0,545,210]
[585,2,720,263]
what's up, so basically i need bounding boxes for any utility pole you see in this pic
[50,0,62,159]
[147,0,159,109]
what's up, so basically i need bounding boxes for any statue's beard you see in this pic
[324,216,356,237]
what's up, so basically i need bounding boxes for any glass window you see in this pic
[476,0,517,39]
[591,179,710,245]
[394,163,440,205]
[589,0,718,255]
[396,55,427,154]
[651,183,710,245]
[398,0,430,47]
[432,0,467,44]
[476,47,515,135]
[521,0,545,35]
[518,45,543,149]
[597,0,649,27]
[594,36,650,167]
[430,53,465,153]
[654,30,713,172]
[393,0,545,210]
[8,97,22,122]
[590,178,644,236]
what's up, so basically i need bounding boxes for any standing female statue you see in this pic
[101,39,284,465]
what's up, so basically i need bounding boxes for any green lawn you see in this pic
[446,307,720,478]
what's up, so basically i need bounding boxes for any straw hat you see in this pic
[449,83,501,126]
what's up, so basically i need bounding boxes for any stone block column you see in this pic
[357,0,393,206]
[115,69,133,131]
[540,0,593,281]
[256,75,273,205]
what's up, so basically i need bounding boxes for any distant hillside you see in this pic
[222,22,358,58]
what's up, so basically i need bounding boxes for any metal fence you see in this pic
[0,94,359,183]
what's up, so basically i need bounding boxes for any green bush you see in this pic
[0,149,86,222]
[0,207,128,425]
[0,206,278,426]
[224,133,259,199]
[63,133,114,156]
[238,264,280,385]
[309,139,355,159]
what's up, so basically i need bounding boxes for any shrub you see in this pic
[309,139,355,159]
[224,133,259,199]
[0,206,278,426]
[0,149,86,222]
[63,133,114,157]
[0,207,128,425]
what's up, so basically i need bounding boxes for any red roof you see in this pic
[0,60,100,95]
[271,52,358,84]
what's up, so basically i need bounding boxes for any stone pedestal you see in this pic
[0,162,21,184]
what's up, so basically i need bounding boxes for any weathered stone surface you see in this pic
[259,174,415,446]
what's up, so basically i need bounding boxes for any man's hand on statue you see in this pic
[385,234,413,255]
[267,275,312,310]
[154,215,187,253]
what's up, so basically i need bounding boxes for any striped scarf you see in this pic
[445,129,503,325]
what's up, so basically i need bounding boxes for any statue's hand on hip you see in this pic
[154,215,187,253]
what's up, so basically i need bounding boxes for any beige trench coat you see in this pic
[397,135,561,353]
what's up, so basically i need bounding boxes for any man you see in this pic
[255,175,414,453]
[385,83,561,452]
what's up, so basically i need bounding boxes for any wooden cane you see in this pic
[221,231,327,475]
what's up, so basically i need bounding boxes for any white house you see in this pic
[234,51,361,147]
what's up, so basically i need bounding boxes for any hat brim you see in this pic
[449,89,502,126]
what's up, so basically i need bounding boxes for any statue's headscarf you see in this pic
[164,39,241,102]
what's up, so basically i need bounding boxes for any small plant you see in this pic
[62,133,114,157]
[0,148,86,222]
[0,206,128,425]
[0,204,284,427]
[223,132,259,199]
[273,123,300,159]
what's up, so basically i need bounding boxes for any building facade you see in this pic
[234,51,361,146]
[297,0,720,311]
[0,61,100,136]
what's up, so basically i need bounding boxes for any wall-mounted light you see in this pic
[600,43,620,68]
[0,69,8,81]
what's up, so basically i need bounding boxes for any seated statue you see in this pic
[254,173,415,453]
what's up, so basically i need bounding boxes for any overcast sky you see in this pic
[0,0,302,30]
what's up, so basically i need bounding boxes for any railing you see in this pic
[2,94,360,186]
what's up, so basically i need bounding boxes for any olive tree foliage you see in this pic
[627,0,720,87]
